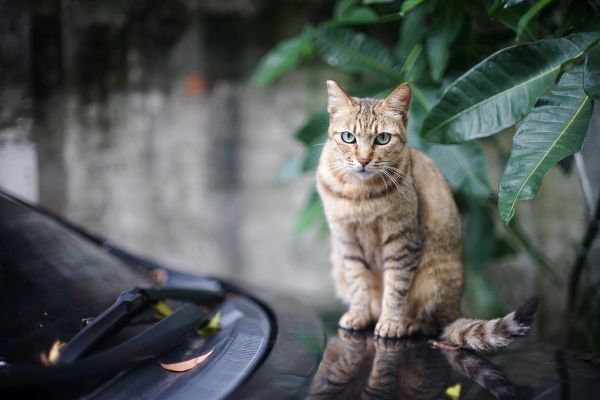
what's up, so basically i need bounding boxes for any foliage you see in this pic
[252,0,600,319]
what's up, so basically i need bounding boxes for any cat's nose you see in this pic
[358,158,370,167]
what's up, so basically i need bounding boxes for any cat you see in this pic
[316,80,538,351]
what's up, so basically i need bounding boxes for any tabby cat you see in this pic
[316,80,538,350]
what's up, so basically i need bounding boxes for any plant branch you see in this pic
[505,217,563,286]
[482,196,562,285]
[565,191,600,345]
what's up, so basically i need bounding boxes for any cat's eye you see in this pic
[341,131,356,144]
[374,132,391,145]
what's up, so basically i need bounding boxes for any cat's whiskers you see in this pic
[381,165,417,192]
[378,168,408,201]
[376,170,389,195]
[327,160,349,178]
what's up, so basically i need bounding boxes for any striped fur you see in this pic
[441,297,539,351]
[317,80,537,351]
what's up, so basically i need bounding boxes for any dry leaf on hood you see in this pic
[40,340,66,365]
[159,349,213,372]
[153,300,174,318]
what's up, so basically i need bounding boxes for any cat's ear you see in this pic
[380,83,411,118]
[326,80,355,115]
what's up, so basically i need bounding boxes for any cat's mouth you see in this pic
[353,167,375,179]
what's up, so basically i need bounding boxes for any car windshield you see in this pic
[0,194,155,364]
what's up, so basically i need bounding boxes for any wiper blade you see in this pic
[57,287,224,364]
[0,303,208,387]
[0,286,225,387]
[57,289,147,364]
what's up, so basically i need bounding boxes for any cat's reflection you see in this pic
[308,330,516,400]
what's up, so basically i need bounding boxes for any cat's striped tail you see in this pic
[440,297,539,352]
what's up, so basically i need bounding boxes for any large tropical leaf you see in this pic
[424,0,464,82]
[422,32,600,144]
[498,65,593,225]
[409,85,492,197]
[584,44,600,100]
[308,25,401,82]
[251,35,313,85]
[425,143,491,197]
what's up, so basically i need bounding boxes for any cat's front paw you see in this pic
[374,318,409,338]
[339,310,372,331]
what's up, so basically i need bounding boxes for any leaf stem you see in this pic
[516,0,554,42]
[504,211,563,286]
[565,191,600,344]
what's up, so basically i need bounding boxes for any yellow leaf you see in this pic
[154,301,173,318]
[159,349,213,372]
[197,312,221,337]
[445,383,461,400]
[48,340,65,364]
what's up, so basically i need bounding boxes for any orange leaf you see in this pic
[159,349,213,372]
[43,340,65,365]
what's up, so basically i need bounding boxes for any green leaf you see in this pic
[401,0,429,15]
[341,7,379,23]
[295,111,329,145]
[422,32,600,144]
[498,65,593,225]
[486,0,502,15]
[493,3,538,42]
[395,4,429,60]
[294,190,327,236]
[409,85,491,197]
[302,144,324,172]
[395,4,430,82]
[308,25,401,81]
[335,0,379,23]
[334,0,356,19]
[197,312,221,337]
[363,0,393,4]
[251,35,313,85]
[515,0,554,42]
[424,0,464,82]
[584,44,600,100]
[294,111,328,172]
[501,0,525,8]
[425,143,491,197]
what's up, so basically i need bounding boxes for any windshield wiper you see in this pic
[57,287,224,364]
[0,286,224,387]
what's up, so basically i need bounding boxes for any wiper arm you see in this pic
[0,286,225,387]
[57,289,148,364]
[0,302,208,387]
[57,286,224,364]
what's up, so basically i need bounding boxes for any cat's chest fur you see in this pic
[345,219,383,271]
